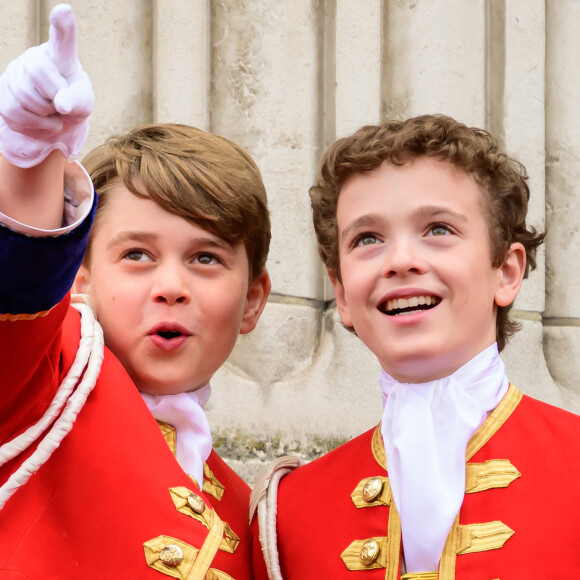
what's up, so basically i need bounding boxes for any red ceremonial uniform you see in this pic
[256,385,580,579]
[0,175,252,579]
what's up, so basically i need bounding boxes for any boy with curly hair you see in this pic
[253,114,580,578]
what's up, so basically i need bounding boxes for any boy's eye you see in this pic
[427,224,451,237]
[122,249,151,262]
[355,233,380,247]
[195,253,220,266]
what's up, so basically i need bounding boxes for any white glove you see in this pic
[0,4,94,168]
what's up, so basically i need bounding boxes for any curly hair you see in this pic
[82,123,270,282]
[310,114,544,351]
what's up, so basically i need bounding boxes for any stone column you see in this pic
[544,0,580,411]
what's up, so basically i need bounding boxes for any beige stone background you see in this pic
[2,0,579,482]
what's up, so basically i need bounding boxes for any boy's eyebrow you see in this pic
[416,206,468,223]
[340,214,382,242]
[106,231,232,249]
[107,231,156,249]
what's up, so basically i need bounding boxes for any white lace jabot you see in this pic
[380,344,508,573]
[141,384,213,488]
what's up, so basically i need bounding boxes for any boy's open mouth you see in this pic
[149,323,191,341]
[379,295,442,316]
[156,330,183,340]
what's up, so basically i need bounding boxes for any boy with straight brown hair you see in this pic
[252,114,580,578]
[0,5,270,578]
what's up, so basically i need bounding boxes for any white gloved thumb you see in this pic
[0,3,93,168]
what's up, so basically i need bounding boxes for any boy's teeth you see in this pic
[387,295,433,311]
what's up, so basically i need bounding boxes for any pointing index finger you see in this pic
[47,4,78,78]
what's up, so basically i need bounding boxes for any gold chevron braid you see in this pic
[203,463,225,501]
[465,459,521,494]
[456,521,515,555]
[169,487,239,554]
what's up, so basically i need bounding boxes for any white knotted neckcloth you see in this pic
[380,343,508,573]
[141,385,213,488]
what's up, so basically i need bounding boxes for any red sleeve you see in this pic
[0,296,69,445]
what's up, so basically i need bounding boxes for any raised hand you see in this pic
[0,4,94,168]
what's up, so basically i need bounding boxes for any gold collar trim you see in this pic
[371,384,523,471]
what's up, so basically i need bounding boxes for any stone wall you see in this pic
[2,0,578,483]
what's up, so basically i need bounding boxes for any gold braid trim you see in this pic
[157,421,177,454]
[465,459,521,494]
[440,385,523,579]
[466,385,523,461]
[189,508,225,580]
[371,386,523,579]
[372,424,387,470]
[456,521,515,555]
[386,500,403,580]
[0,308,52,321]
[144,535,199,579]
[203,463,225,501]
[340,537,389,571]
[351,476,391,508]
[169,487,239,554]
[401,573,439,580]
[370,427,402,578]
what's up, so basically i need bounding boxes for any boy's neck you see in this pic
[382,342,500,385]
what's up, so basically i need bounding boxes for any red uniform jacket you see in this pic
[0,192,252,578]
[264,386,580,579]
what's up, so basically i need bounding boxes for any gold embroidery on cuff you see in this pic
[0,308,52,321]
[169,487,240,553]
[340,537,389,571]
[351,476,391,508]
[465,459,521,493]
[401,573,439,580]
[203,463,225,501]
[456,521,515,555]
[144,535,199,580]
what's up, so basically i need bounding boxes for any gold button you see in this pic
[187,493,206,514]
[160,544,183,567]
[360,539,380,566]
[362,477,384,503]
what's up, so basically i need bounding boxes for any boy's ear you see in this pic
[328,268,354,328]
[239,270,272,335]
[73,264,92,295]
[494,242,526,307]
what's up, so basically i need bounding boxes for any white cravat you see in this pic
[380,344,508,573]
[141,385,213,488]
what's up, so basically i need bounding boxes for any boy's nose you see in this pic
[380,239,427,278]
[151,265,191,305]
